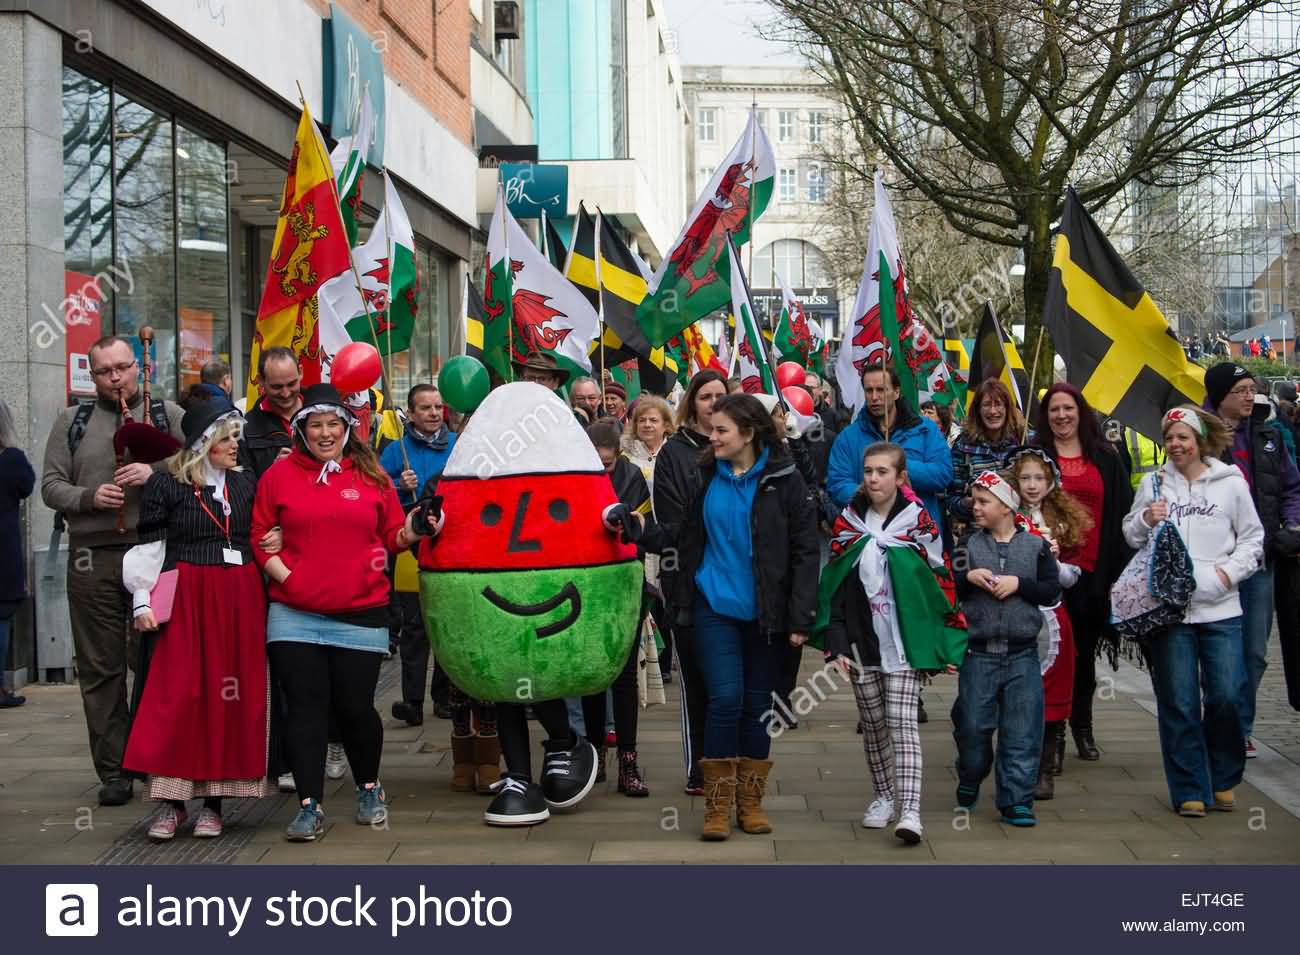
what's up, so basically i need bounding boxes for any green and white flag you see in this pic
[773,271,826,372]
[638,105,775,346]
[485,187,600,383]
[329,90,375,248]
[318,171,418,378]
[729,232,777,395]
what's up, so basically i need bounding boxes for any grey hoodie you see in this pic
[1122,458,1264,624]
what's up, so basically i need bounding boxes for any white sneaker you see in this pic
[277,772,296,793]
[861,797,895,829]
[326,743,348,780]
[894,810,923,845]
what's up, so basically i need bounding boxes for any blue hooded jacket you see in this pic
[826,399,954,538]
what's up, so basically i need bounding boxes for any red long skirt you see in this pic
[1042,604,1075,722]
[124,561,268,782]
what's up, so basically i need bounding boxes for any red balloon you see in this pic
[782,385,814,417]
[331,342,383,394]
[776,361,806,389]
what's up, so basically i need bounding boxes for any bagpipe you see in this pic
[112,325,182,533]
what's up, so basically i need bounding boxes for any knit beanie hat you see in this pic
[1203,362,1251,409]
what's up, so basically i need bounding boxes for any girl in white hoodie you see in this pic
[1123,406,1264,818]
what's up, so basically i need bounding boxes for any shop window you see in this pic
[176,126,231,396]
[62,69,115,312]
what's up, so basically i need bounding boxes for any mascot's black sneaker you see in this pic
[541,735,598,809]
[483,774,550,827]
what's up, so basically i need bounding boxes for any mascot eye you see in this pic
[548,499,570,523]
[480,502,504,526]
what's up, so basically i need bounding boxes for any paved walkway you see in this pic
[2,643,1299,865]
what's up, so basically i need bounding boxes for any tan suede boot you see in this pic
[699,757,738,841]
[736,757,774,834]
[450,734,477,792]
[474,734,502,794]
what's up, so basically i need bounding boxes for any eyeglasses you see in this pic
[91,360,138,378]
[1228,384,1257,398]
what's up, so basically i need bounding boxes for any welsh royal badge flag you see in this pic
[638,106,775,347]
[773,271,826,373]
[485,188,599,383]
[835,171,958,413]
[318,171,419,384]
[246,102,352,396]
[329,89,374,248]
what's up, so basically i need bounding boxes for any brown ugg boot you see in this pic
[699,757,738,841]
[450,734,477,792]
[736,757,774,834]
[473,734,502,794]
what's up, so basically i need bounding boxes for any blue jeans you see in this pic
[1237,566,1274,737]
[1148,618,1247,808]
[693,599,784,759]
[951,645,1044,809]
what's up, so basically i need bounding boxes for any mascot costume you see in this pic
[415,381,644,825]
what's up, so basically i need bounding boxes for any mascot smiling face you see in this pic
[418,382,643,702]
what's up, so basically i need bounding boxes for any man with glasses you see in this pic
[241,346,302,477]
[1203,362,1300,757]
[40,335,184,806]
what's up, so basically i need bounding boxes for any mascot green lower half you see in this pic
[415,381,643,826]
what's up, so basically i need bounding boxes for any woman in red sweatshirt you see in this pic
[252,383,413,842]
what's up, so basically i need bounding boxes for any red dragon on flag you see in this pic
[667,160,754,298]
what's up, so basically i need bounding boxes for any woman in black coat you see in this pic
[644,394,819,841]
[0,399,35,707]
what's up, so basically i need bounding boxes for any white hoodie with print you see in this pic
[1122,458,1264,624]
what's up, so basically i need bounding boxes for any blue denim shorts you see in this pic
[266,602,388,654]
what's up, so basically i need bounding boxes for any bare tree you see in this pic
[771,0,1300,357]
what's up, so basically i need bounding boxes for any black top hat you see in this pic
[513,350,571,387]
[293,383,359,429]
[181,397,240,451]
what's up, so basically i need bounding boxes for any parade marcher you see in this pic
[198,360,233,401]
[952,471,1061,827]
[515,349,569,394]
[1201,363,1300,756]
[240,346,302,478]
[1031,383,1133,762]
[827,364,954,539]
[1123,407,1264,816]
[40,336,184,805]
[569,376,603,426]
[0,399,35,708]
[1005,449,1094,800]
[946,378,1025,537]
[252,384,410,841]
[379,384,457,727]
[819,442,966,844]
[653,369,728,794]
[121,400,269,840]
[603,382,629,424]
[644,394,819,840]
[584,422,652,795]
[622,395,674,678]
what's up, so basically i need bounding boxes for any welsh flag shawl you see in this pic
[813,486,967,670]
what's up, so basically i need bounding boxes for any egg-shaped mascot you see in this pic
[415,381,643,826]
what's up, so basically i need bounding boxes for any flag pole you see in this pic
[746,97,758,318]
[594,210,607,406]
[295,81,392,408]
[499,181,515,382]
[380,170,410,472]
[1022,326,1047,444]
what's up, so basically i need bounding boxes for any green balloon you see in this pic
[438,355,491,413]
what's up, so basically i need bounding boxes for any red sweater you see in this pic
[252,449,406,614]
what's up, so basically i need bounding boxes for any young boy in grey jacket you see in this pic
[952,471,1061,826]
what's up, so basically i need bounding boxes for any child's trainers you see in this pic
[860,797,895,829]
[285,799,324,842]
[955,783,979,810]
[1000,804,1037,827]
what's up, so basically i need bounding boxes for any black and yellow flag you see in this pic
[1044,187,1205,441]
[968,302,1030,414]
[567,204,677,395]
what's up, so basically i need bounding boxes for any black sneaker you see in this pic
[432,701,453,720]
[98,777,133,807]
[540,735,598,809]
[916,698,929,724]
[391,701,424,726]
[483,774,550,827]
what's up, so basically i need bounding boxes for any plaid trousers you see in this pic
[851,669,925,816]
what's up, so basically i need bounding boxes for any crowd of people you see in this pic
[4,332,1298,847]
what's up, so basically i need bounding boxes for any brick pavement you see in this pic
[2,651,1299,865]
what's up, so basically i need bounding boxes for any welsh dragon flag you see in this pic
[484,187,599,383]
[318,171,418,382]
[835,171,958,414]
[329,90,374,248]
[772,271,826,373]
[638,106,775,347]
[729,233,777,394]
